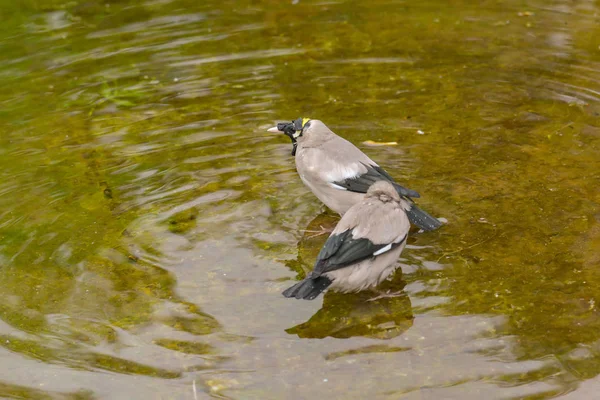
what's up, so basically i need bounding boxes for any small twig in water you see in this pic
[548,122,574,138]
[300,225,332,238]
[436,226,498,263]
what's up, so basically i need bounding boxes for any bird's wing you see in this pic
[303,144,420,198]
[330,162,420,198]
[312,228,407,276]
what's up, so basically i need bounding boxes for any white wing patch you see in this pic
[328,183,348,190]
[325,163,364,184]
[373,243,392,256]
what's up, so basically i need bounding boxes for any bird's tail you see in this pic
[406,204,443,231]
[282,275,332,300]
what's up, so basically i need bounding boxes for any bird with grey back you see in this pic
[282,180,410,300]
[268,118,443,231]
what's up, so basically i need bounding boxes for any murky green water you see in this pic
[0,0,599,398]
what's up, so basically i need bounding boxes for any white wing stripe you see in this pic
[329,183,348,190]
[373,243,392,256]
[325,163,364,183]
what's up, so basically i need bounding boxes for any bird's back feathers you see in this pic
[332,197,410,244]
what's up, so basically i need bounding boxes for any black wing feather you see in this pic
[313,230,407,276]
[332,163,420,198]
[282,275,332,300]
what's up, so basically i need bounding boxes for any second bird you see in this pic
[283,181,410,300]
[268,118,442,231]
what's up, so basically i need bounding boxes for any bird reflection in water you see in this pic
[284,212,414,339]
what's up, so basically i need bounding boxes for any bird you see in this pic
[282,180,410,300]
[268,118,442,232]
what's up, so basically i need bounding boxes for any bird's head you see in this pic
[268,117,323,155]
[366,181,401,203]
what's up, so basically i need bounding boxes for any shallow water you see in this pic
[0,0,599,398]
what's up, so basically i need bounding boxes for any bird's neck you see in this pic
[300,133,335,149]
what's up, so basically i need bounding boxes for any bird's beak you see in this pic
[267,121,299,156]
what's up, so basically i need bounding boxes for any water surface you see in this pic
[0,0,600,398]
